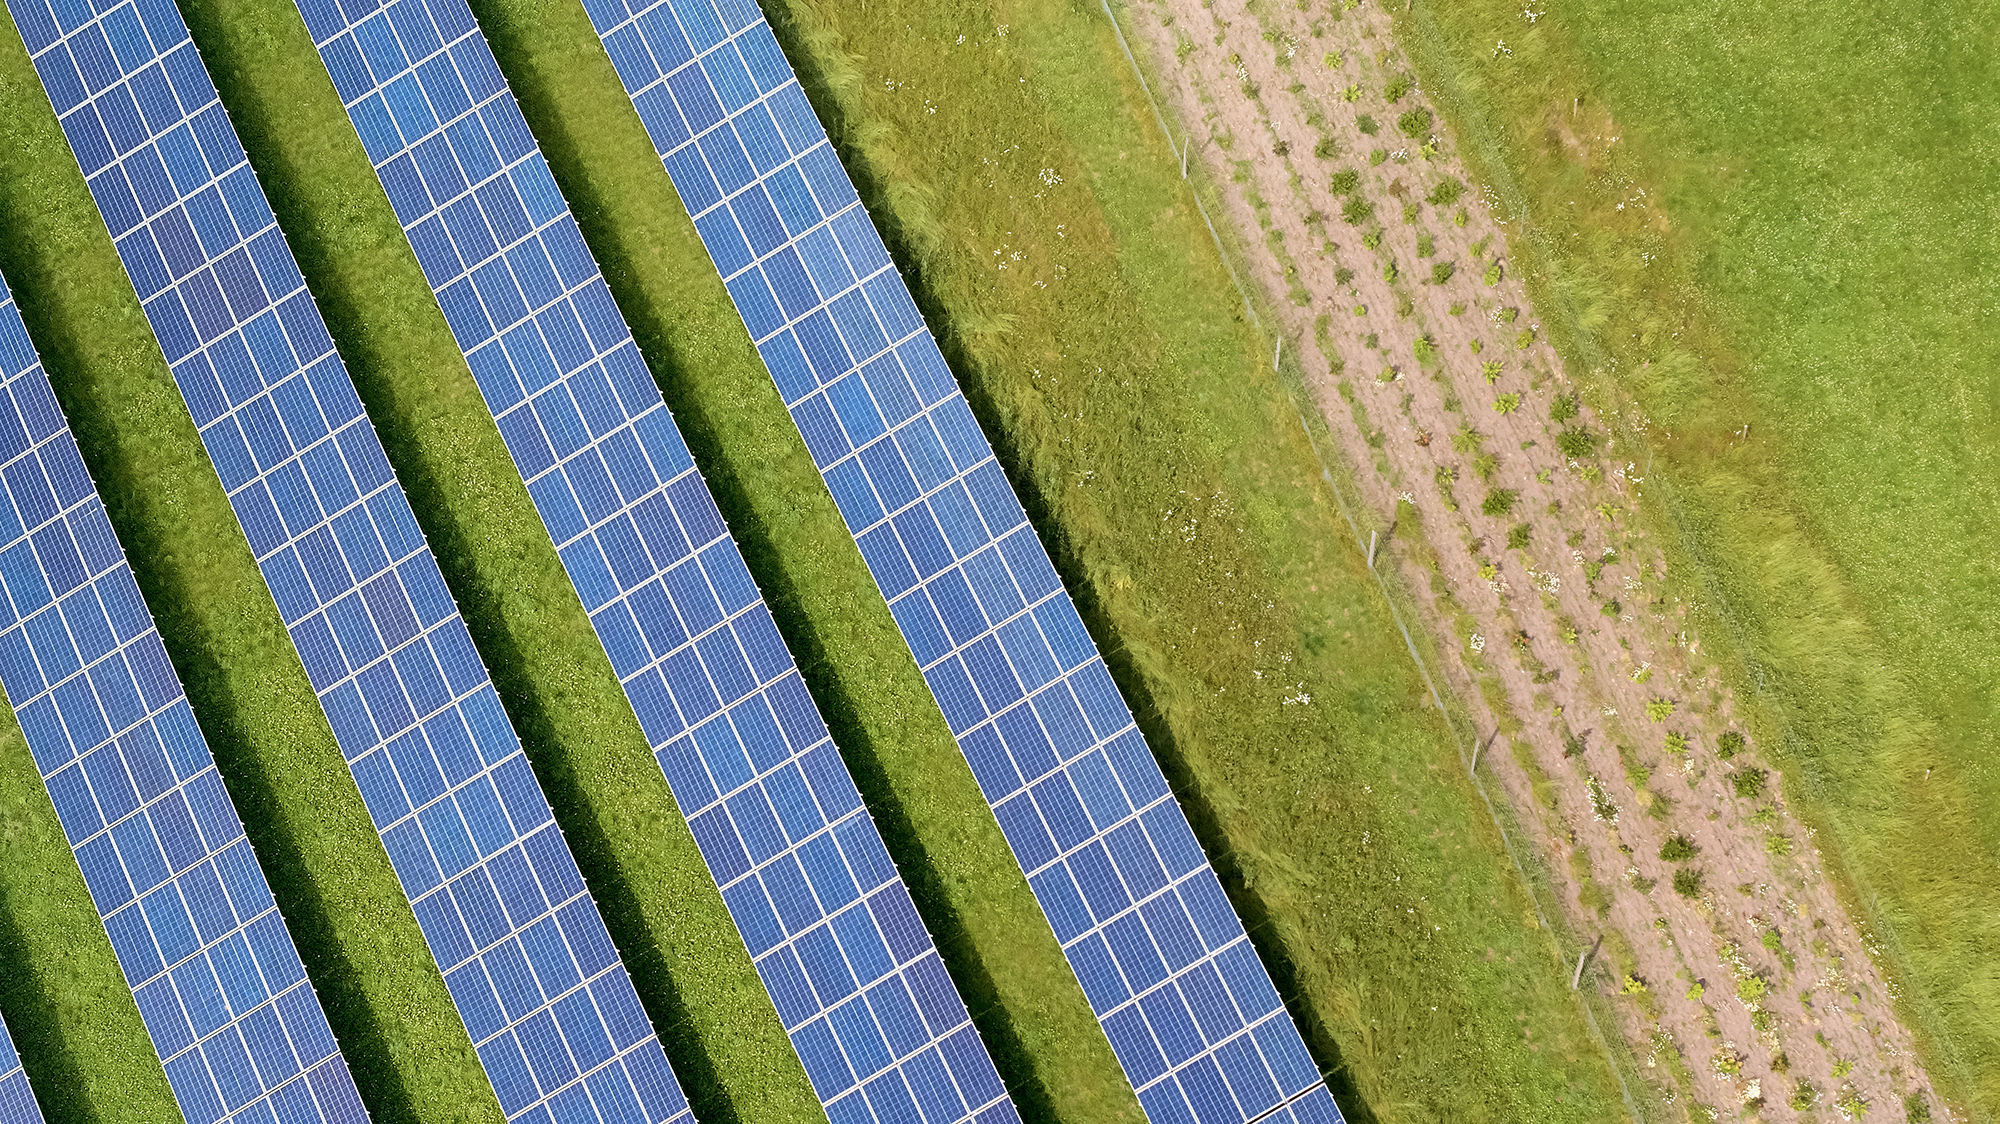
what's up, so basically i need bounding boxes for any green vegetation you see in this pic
[1659,835,1697,863]
[1482,489,1519,517]
[1327,167,1360,194]
[1401,1,2000,1105]
[1672,869,1704,899]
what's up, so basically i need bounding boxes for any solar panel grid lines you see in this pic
[568,1,1349,1121]
[7,2,698,1121]
[0,1011,48,1123]
[288,0,1023,1117]
[0,274,365,1124]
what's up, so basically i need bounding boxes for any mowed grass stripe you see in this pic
[0,13,503,1124]
[458,0,1157,1119]
[478,0,1640,1119]
[153,0,835,1118]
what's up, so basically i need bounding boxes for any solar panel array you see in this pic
[0,273,364,1123]
[0,1011,47,1124]
[13,2,696,1120]
[577,2,1348,1121]
[290,0,1021,1117]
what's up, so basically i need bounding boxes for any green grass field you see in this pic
[1398,0,2000,1112]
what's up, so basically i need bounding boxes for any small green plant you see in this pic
[1453,208,1468,227]
[1472,452,1498,480]
[1790,1081,1819,1111]
[1448,301,1466,315]
[1664,730,1689,754]
[1402,201,1421,224]
[1412,334,1436,363]
[1711,1050,1740,1076]
[1717,730,1745,759]
[1361,228,1383,251]
[1836,1090,1868,1118]
[1339,83,1361,102]
[1327,168,1359,194]
[1334,266,1355,286]
[1483,260,1502,285]
[1481,489,1518,517]
[1429,261,1455,285]
[1766,833,1793,856]
[1672,868,1703,898]
[1499,306,1518,324]
[1562,729,1587,757]
[1397,107,1434,138]
[1619,974,1648,996]
[1427,177,1464,206]
[1383,73,1412,102]
[1480,360,1503,383]
[1416,232,1434,258]
[1468,338,1483,354]
[1313,136,1338,159]
[1515,327,1535,349]
[1556,427,1599,458]
[1340,193,1374,224]
[1659,835,1697,862]
[1450,425,1483,454]
[1492,392,1520,415]
[1685,981,1705,1000]
[1357,113,1378,135]
[1731,768,1769,799]
[1322,50,1344,68]
[1507,523,1530,550]
[1382,259,1399,283]
[1645,699,1675,722]
[1907,1093,1932,1122]
[1476,560,1498,581]
[1601,598,1621,617]
[1559,619,1579,644]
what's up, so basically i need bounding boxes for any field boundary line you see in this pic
[1096,2,1646,1118]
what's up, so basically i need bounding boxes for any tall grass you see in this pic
[1396,0,2000,1112]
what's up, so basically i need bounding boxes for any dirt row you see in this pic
[1120,0,1940,1119]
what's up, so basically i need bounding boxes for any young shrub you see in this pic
[1382,259,1399,283]
[1412,334,1437,364]
[1340,193,1374,225]
[1482,360,1503,383]
[1549,393,1579,422]
[1556,427,1599,458]
[1499,306,1519,324]
[1397,107,1434,138]
[1646,699,1676,722]
[1313,136,1338,159]
[1430,261,1455,285]
[1472,453,1499,480]
[1416,232,1434,258]
[1369,148,1388,166]
[1659,834,1697,862]
[1383,73,1412,102]
[1602,598,1621,617]
[1672,868,1704,898]
[1507,523,1530,550]
[1731,768,1769,799]
[1454,209,1469,227]
[1481,489,1518,517]
[1327,167,1359,194]
[1361,229,1383,251]
[1334,265,1355,286]
[1340,83,1362,102]
[1357,113,1379,135]
[1272,139,1290,157]
[1483,259,1503,285]
[1717,731,1745,759]
[1492,393,1520,415]
[1427,177,1465,206]
[1468,338,1484,354]
[1515,327,1536,349]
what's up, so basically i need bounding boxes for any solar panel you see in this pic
[0,1011,48,1124]
[571,2,1348,1120]
[0,274,365,1123]
[289,0,1021,1117]
[11,2,696,1120]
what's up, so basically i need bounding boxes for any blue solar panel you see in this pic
[571,2,1348,1121]
[290,0,1021,1117]
[11,1,695,1120]
[0,1011,47,1123]
[0,274,364,1123]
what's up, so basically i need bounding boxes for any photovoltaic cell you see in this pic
[0,274,364,1124]
[290,0,1020,1116]
[11,1,693,1120]
[0,1011,47,1123]
[572,1,1348,1121]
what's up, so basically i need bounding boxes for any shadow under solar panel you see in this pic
[288,0,1023,1117]
[0,274,365,1123]
[9,0,696,1120]
[0,1010,47,1124]
[566,2,1349,1122]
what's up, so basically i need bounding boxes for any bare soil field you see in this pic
[1121,0,1943,1117]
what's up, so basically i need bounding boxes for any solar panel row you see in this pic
[0,1011,48,1124]
[0,273,364,1124]
[12,1,696,1120]
[574,2,1347,1122]
[290,0,1020,1117]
